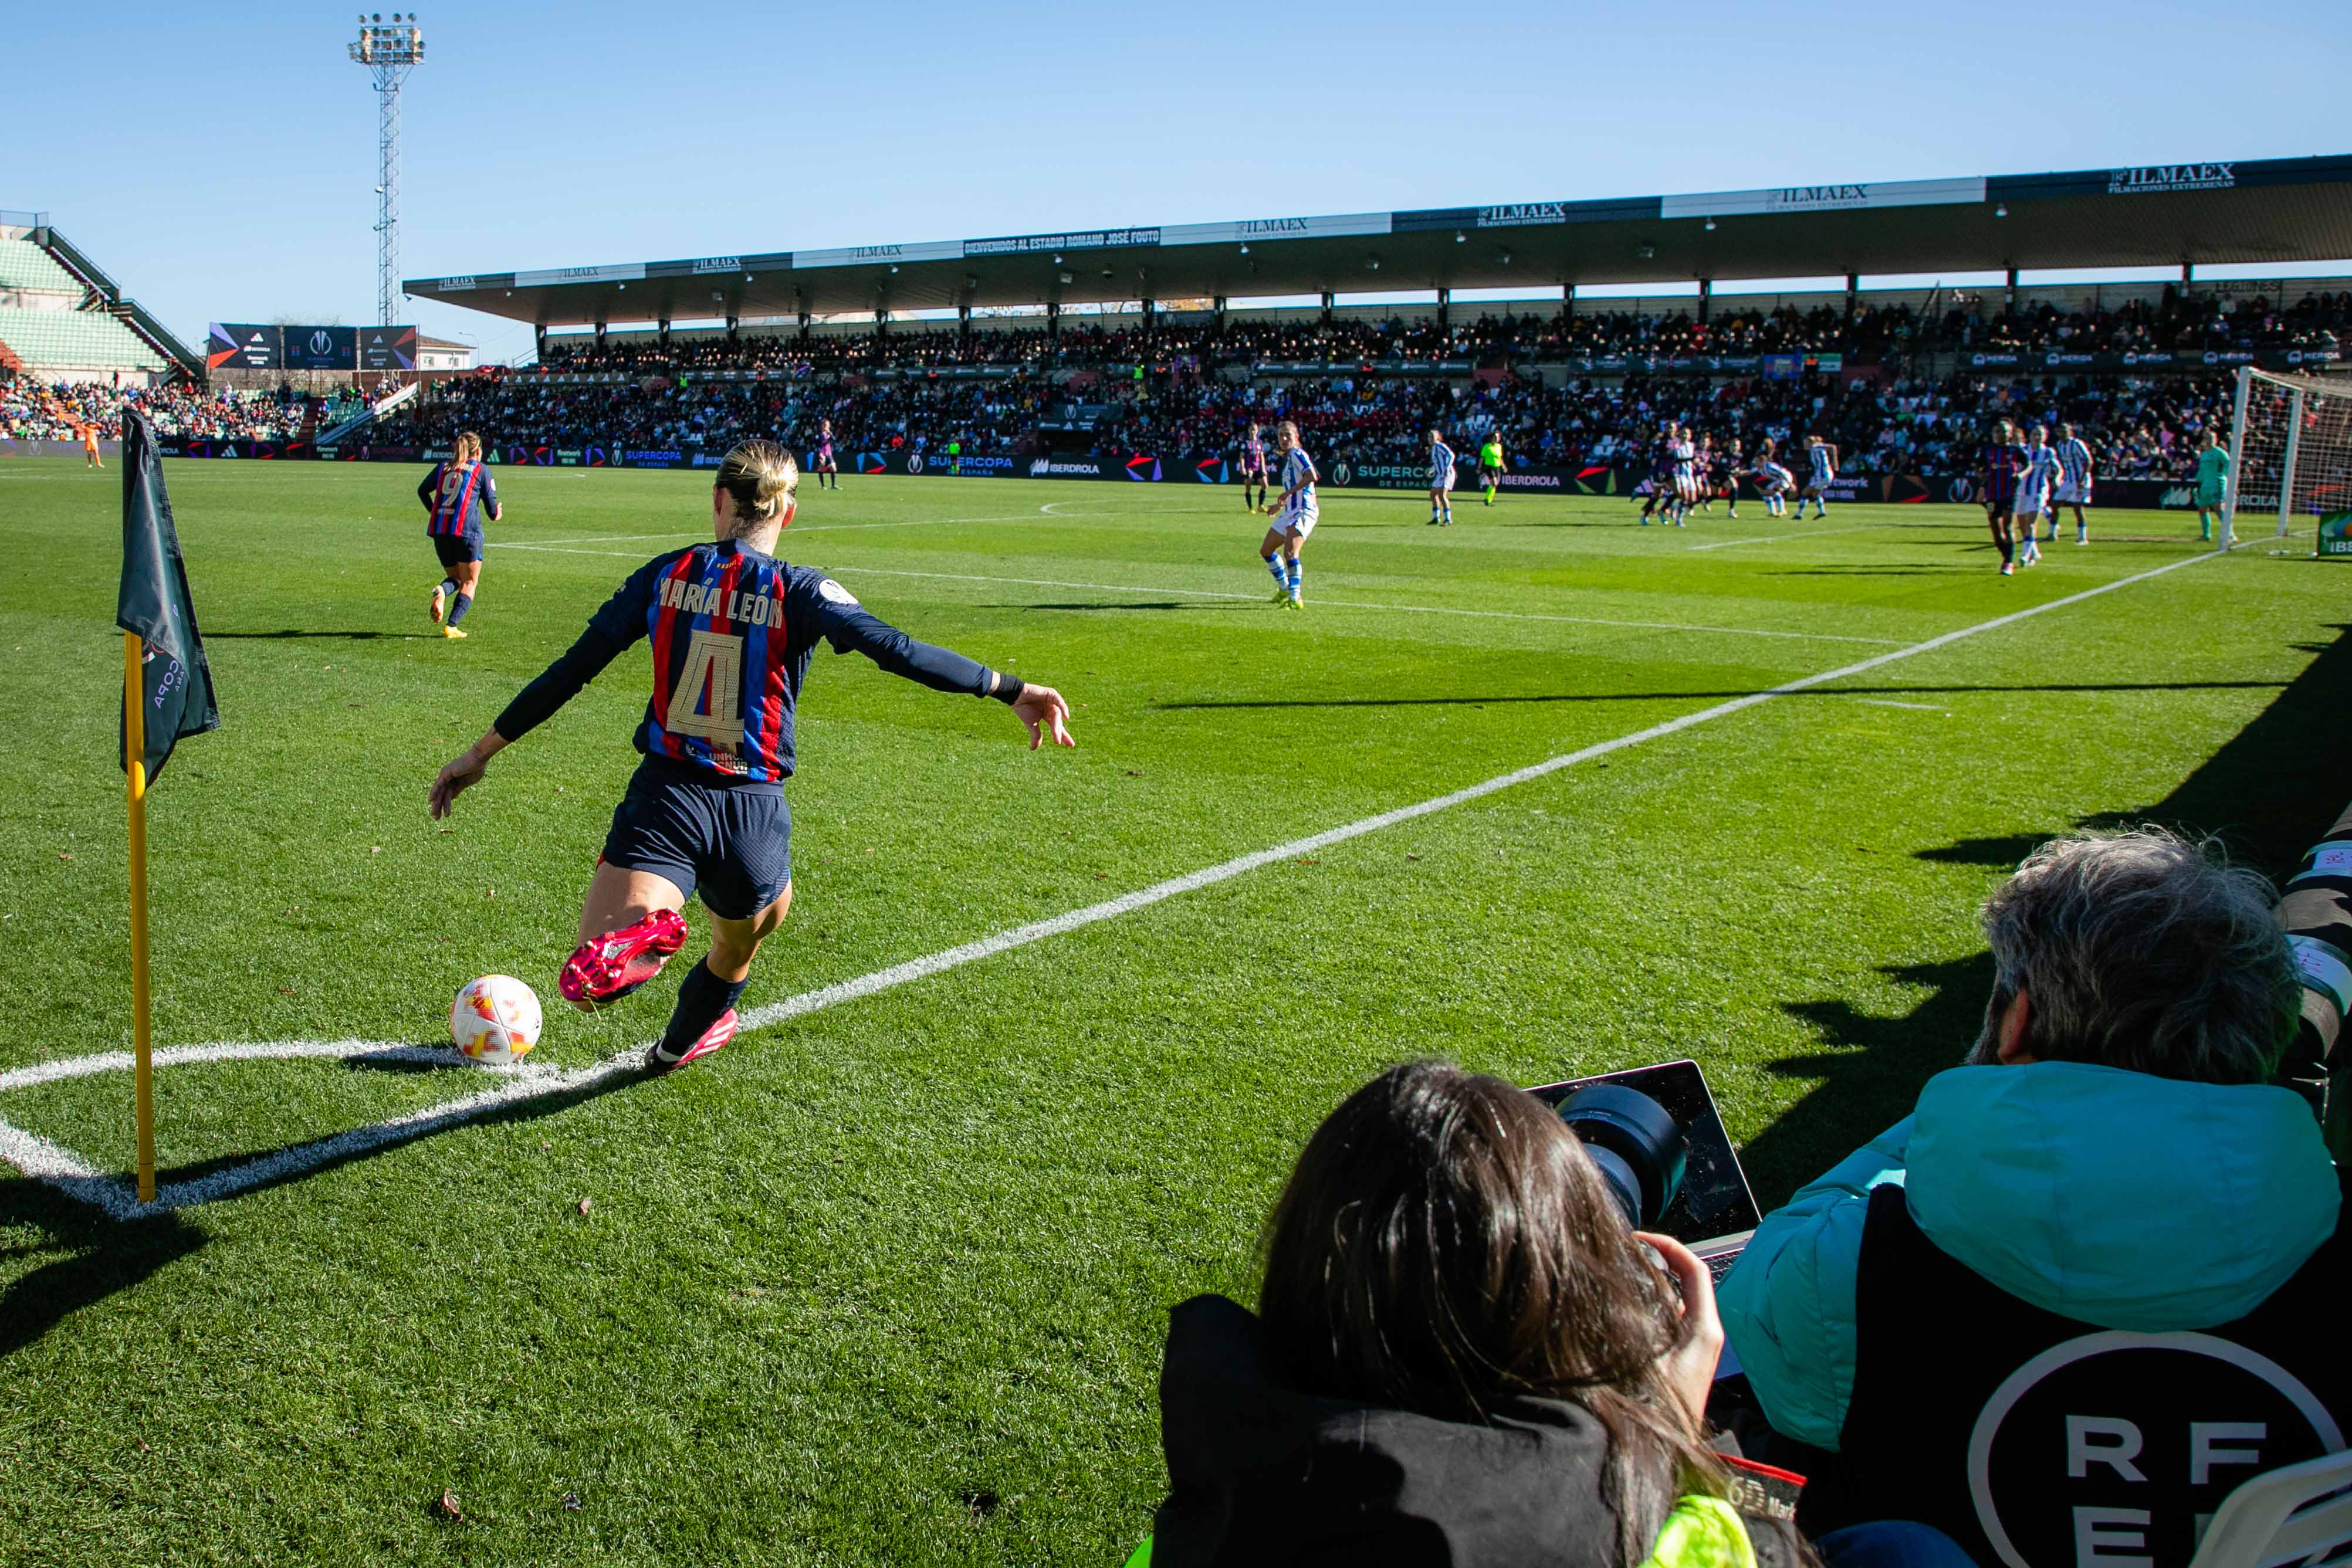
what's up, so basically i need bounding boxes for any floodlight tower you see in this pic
[349,12,425,327]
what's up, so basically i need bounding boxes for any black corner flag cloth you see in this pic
[118,412,219,780]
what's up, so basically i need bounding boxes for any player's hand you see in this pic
[1012,684,1075,750]
[1635,1231,1724,1429]
[428,747,489,819]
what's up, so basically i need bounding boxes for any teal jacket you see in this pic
[1717,1061,2341,1451]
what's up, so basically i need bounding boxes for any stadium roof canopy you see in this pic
[409,155,2352,330]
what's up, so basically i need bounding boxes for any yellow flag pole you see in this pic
[124,631,155,1204]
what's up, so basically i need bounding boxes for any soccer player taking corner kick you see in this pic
[1259,420,1318,608]
[420,430,502,639]
[426,440,1076,1073]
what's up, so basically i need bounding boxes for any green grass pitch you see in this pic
[0,455,2344,1564]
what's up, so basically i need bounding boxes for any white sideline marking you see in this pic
[1686,522,1883,551]
[0,547,2228,1221]
[832,565,1908,645]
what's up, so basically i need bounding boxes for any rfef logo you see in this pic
[1965,1332,2341,1568]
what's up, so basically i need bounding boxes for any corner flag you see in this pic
[116,411,216,1203]
[119,412,218,778]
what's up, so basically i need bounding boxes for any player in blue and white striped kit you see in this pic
[1800,436,1837,519]
[2053,422,2094,544]
[1258,421,1318,609]
[2015,425,2065,567]
[1668,426,1699,527]
[1426,429,1456,526]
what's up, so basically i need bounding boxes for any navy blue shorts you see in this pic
[432,530,483,568]
[600,760,791,920]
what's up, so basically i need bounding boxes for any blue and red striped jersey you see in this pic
[1984,442,2027,504]
[419,459,497,537]
[493,540,999,787]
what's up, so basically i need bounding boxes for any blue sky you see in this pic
[12,1,2351,363]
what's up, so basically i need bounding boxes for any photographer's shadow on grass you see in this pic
[1743,951,1994,1207]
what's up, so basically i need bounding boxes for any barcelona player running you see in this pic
[1236,422,1270,512]
[419,430,501,639]
[427,441,1076,1073]
[1258,420,1317,609]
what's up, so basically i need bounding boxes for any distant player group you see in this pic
[1633,426,1829,527]
[1978,421,2097,575]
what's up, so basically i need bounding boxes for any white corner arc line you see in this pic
[0,547,2226,1221]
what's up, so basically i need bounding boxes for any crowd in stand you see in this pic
[8,287,2326,485]
[0,373,366,442]
[381,343,2241,483]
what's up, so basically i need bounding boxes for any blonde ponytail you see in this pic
[713,439,800,536]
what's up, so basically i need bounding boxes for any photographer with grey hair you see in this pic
[1718,827,2352,1567]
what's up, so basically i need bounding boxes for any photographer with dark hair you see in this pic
[1133,1061,1923,1568]
[1719,827,2352,1566]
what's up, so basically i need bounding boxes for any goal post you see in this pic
[2224,364,2352,554]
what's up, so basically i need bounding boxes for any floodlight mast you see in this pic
[349,13,425,328]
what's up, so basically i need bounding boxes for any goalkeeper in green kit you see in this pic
[1478,434,1507,506]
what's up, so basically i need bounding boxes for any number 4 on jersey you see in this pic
[665,629,744,743]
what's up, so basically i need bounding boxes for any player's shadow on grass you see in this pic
[0,1181,205,1359]
[1740,953,1994,1208]
[1162,680,2287,711]
[207,630,437,641]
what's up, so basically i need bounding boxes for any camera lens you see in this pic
[1558,1083,1687,1230]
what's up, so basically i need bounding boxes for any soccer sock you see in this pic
[447,592,473,626]
[1285,558,1302,598]
[1484,484,1495,503]
[1265,551,1286,585]
[438,577,459,602]
[659,959,749,1056]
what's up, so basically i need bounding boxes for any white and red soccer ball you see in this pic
[450,974,543,1064]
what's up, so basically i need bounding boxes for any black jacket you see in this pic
[1150,1293,1799,1568]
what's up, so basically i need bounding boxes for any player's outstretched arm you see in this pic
[813,582,1076,749]
[1013,684,1076,750]
[429,729,509,819]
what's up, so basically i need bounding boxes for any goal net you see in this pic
[2225,366,2352,553]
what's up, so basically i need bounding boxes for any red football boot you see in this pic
[558,908,688,1012]
[644,1008,737,1075]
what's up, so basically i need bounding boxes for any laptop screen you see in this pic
[1525,1059,1762,1249]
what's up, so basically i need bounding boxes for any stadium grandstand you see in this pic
[0,210,196,384]
[356,156,2352,500]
